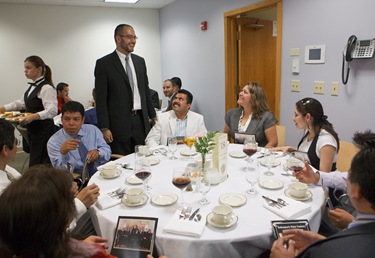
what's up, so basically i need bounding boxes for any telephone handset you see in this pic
[342,35,375,84]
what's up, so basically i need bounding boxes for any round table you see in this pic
[89,144,325,258]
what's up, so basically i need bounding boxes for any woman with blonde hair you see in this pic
[223,82,278,147]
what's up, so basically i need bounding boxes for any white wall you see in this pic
[0,4,162,107]
[160,0,375,145]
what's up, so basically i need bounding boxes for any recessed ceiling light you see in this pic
[104,0,139,3]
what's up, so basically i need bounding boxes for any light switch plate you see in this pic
[314,81,325,95]
[331,82,339,96]
[291,80,300,92]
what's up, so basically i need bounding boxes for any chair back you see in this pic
[276,125,286,147]
[336,140,359,172]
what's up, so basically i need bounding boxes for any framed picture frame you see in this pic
[111,216,158,258]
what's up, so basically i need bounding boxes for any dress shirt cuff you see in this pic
[74,198,87,219]
[61,153,70,165]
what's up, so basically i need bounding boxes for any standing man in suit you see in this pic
[145,89,207,147]
[95,24,156,155]
[270,130,375,258]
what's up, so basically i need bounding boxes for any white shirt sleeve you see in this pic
[37,84,58,120]
[318,171,348,190]
[316,130,338,162]
[3,88,28,111]
[67,198,87,231]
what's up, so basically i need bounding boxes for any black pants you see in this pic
[110,112,147,155]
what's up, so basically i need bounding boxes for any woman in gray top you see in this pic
[223,82,278,147]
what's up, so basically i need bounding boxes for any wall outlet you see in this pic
[314,81,325,95]
[291,80,300,92]
[331,82,339,96]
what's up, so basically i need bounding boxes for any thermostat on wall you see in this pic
[305,45,325,64]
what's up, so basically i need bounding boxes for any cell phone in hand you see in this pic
[326,197,334,209]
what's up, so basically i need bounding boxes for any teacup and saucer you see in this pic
[207,204,238,228]
[284,182,312,201]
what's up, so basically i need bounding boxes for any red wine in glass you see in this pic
[172,177,191,189]
[243,148,257,157]
[135,171,151,181]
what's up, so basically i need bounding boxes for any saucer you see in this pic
[180,149,197,156]
[229,151,247,158]
[151,192,178,206]
[147,157,160,166]
[122,193,148,207]
[284,188,312,201]
[259,178,284,190]
[219,193,247,207]
[125,175,143,185]
[260,159,281,167]
[99,169,122,179]
[206,212,238,228]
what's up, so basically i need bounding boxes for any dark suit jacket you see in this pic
[94,51,156,142]
[297,221,375,258]
[149,89,160,109]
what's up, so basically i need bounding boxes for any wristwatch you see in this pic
[97,149,101,157]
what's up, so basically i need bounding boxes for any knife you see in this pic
[262,196,281,206]
[189,208,200,221]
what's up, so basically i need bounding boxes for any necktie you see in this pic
[125,55,134,92]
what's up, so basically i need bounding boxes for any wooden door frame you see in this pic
[224,0,282,121]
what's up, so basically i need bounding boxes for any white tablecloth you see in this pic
[88,144,325,258]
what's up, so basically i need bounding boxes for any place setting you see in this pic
[98,164,122,179]
[206,204,238,228]
[121,187,149,207]
[96,186,127,210]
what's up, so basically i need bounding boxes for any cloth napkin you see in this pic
[96,188,123,210]
[263,196,311,219]
[163,209,206,237]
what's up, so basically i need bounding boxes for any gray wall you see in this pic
[0,4,162,107]
[160,0,375,145]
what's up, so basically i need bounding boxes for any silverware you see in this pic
[184,207,192,219]
[277,198,288,206]
[122,163,133,170]
[262,196,282,209]
[194,214,202,222]
[189,208,200,221]
[179,207,187,219]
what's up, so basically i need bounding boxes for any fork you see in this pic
[179,207,188,219]
[265,199,282,209]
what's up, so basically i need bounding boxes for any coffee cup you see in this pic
[125,188,143,204]
[289,182,308,198]
[212,204,233,225]
[100,165,118,177]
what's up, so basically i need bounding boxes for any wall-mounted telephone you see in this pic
[342,35,375,84]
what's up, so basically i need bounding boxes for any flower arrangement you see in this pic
[194,131,218,172]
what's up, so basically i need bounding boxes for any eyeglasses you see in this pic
[119,34,138,40]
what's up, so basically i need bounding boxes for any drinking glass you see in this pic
[242,138,258,171]
[198,177,211,205]
[172,167,191,207]
[168,136,178,160]
[263,147,275,176]
[134,145,152,192]
[183,136,196,161]
[246,165,259,195]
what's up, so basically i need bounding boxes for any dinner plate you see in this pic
[219,193,247,207]
[206,212,238,228]
[229,151,247,158]
[284,188,312,201]
[151,192,178,206]
[147,157,160,166]
[258,178,284,190]
[180,149,197,156]
[260,159,281,167]
[99,169,122,179]
[122,194,148,207]
[125,175,143,185]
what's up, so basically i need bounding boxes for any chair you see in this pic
[16,124,30,172]
[110,153,125,161]
[276,125,286,147]
[336,140,359,172]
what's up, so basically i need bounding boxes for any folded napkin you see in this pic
[263,196,311,219]
[96,188,123,210]
[163,209,206,237]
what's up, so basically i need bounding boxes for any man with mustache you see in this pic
[145,89,207,147]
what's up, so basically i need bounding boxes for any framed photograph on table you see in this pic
[111,216,158,258]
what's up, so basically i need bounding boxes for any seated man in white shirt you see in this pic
[146,89,207,147]
[0,119,99,238]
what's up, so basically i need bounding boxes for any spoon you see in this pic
[194,214,202,222]
[277,198,288,206]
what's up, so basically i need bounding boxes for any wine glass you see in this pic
[134,146,152,193]
[168,136,178,160]
[243,139,258,171]
[286,155,305,174]
[184,136,196,161]
[246,165,259,195]
[198,177,211,205]
[172,167,191,207]
[263,147,275,176]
